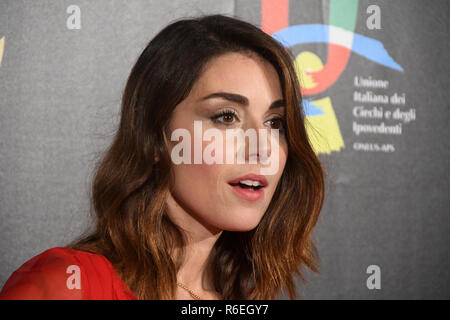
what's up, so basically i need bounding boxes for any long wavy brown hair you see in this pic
[68,14,325,300]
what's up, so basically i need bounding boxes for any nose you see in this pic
[245,122,272,165]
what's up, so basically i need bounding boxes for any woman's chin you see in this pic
[216,215,264,232]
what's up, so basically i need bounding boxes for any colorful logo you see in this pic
[261,0,403,154]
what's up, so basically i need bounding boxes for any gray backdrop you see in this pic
[0,0,448,299]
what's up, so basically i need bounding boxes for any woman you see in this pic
[0,14,325,300]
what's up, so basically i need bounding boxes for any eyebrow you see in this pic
[200,92,285,110]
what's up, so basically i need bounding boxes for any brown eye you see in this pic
[270,118,282,129]
[211,110,238,125]
[266,117,286,132]
[222,113,235,123]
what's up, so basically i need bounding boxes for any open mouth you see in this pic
[228,181,265,201]
[227,174,268,201]
[229,182,264,191]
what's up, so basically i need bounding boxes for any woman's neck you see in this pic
[166,192,223,299]
[176,232,222,299]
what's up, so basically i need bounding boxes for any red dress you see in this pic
[0,247,137,300]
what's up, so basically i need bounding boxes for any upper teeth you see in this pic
[239,180,262,187]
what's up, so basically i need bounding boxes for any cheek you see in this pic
[267,138,288,179]
[278,142,288,174]
[169,121,220,201]
[263,141,288,198]
[169,134,230,214]
[172,163,223,197]
[170,133,226,194]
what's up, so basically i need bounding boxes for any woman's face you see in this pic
[165,52,288,234]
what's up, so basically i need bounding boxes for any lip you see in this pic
[228,173,268,187]
[228,183,264,201]
[227,173,268,201]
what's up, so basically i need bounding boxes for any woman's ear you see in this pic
[154,148,160,163]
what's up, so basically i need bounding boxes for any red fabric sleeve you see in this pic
[0,247,137,300]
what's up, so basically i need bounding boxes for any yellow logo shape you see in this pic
[295,51,345,154]
[0,36,4,66]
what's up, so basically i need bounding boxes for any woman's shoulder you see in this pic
[0,247,137,300]
[8,247,109,272]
